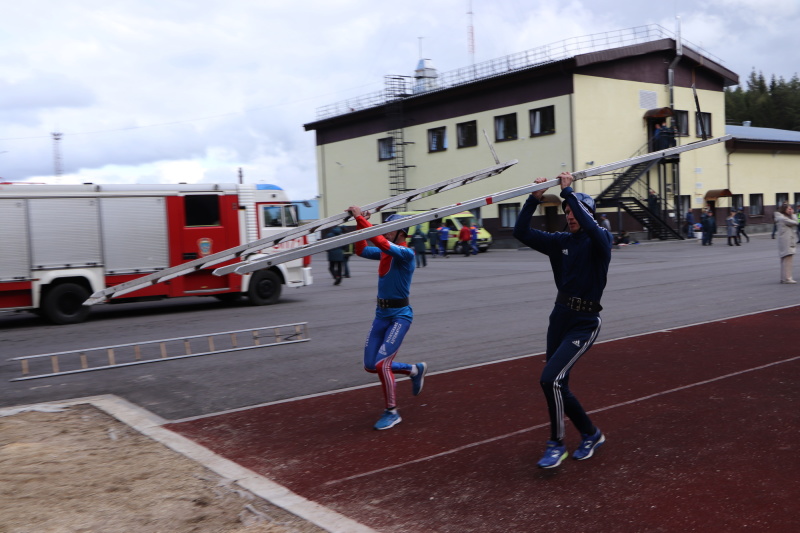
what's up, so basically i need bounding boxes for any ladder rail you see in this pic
[220,135,731,275]
[84,160,518,305]
[7,321,309,360]
[9,322,309,382]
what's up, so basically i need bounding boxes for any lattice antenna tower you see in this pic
[467,0,475,65]
[52,132,63,177]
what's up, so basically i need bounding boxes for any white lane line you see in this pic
[170,304,800,424]
[323,354,800,486]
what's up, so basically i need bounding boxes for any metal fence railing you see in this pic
[315,24,724,121]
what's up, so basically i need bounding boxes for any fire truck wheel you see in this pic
[41,283,92,325]
[247,270,282,305]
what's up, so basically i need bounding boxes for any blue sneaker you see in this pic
[537,441,568,469]
[411,362,428,396]
[374,409,402,430]
[573,429,605,460]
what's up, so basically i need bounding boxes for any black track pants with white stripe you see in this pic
[540,305,602,443]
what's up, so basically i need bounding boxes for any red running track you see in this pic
[168,306,800,532]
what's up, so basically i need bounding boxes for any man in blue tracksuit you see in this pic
[513,172,613,469]
[437,223,450,257]
[347,206,428,430]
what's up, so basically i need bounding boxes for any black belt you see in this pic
[556,292,602,313]
[377,297,409,309]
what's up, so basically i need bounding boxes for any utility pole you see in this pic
[238,167,243,184]
[52,132,63,177]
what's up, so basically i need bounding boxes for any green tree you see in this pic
[726,69,800,130]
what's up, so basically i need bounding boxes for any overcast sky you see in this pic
[1,0,798,199]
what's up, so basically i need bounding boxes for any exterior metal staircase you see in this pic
[596,159,659,200]
[615,196,682,240]
[595,155,682,240]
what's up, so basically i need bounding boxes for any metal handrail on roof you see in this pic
[314,24,724,121]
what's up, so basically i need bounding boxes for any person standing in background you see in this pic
[775,203,797,284]
[325,226,345,285]
[458,223,472,257]
[726,210,740,246]
[427,224,440,258]
[734,208,749,243]
[411,226,428,268]
[600,214,612,233]
[437,223,450,257]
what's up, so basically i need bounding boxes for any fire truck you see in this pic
[0,182,313,324]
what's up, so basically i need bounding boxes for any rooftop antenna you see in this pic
[467,0,475,65]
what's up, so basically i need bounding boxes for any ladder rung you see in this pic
[8,322,310,381]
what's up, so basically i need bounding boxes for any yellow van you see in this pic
[398,210,493,253]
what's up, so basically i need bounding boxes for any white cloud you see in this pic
[1,0,797,199]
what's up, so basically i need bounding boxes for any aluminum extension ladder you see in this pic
[8,322,309,381]
[84,134,730,302]
[84,154,518,305]
[217,135,732,276]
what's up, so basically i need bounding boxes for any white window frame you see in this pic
[428,126,447,152]
[695,112,712,138]
[494,113,517,142]
[499,203,520,227]
[457,120,478,148]
[378,137,395,161]
[529,105,555,136]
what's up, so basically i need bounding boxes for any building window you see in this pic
[261,205,299,228]
[794,192,800,206]
[378,137,395,161]
[731,194,744,211]
[428,127,447,152]
[530,106,555,136]
[185,195,220,226]
[674,110,689,136]
[776,192,789,207]
[457,120,478,148]
[695,112,712,137]
[749,194,763,216]
[499,203,520,227]
[494,113,517,141]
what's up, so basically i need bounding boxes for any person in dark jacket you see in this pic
[513,172,613,469]
[734,208,749,243]
[701,208,717,246]
[326,226,345,285]
[411,226,427,267]
[427,224,440,258]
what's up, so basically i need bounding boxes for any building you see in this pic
[304,25,798,244]
[724,125,800,223]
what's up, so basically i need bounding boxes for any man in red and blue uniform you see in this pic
[513,172,613,468]
[347,206,428,430]
[470,224,479,255]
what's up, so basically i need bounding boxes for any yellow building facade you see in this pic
[306,29,798,243]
